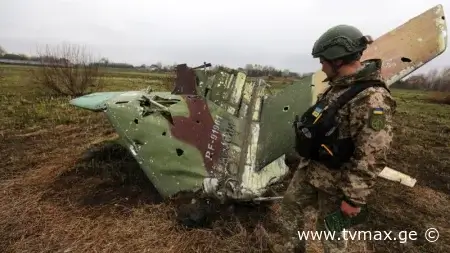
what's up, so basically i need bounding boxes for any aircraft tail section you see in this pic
[201,71,293,200]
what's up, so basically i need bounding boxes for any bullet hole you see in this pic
[162,132,166,136]
[204,88,210,97]
[133,139,143,145]
[401,57,412,63]
[134,119,139,124]
[196,120,200,124]
[283,106,289,112]
[176,148,184,156]
[442,16,445,20]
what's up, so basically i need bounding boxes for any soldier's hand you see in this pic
[340,200,361,217]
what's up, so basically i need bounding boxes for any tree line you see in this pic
[0,45,302,78]
[1,43,449,93]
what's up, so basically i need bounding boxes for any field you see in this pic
[0,63,449,253]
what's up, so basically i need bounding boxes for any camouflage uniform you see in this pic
[273,58,397,253]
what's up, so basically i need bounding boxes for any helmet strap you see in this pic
[329,60,344,79]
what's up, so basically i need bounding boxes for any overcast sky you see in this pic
[1,0,449,74]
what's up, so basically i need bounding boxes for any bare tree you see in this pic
[31,43,104,97]
[399,67,450,92]
[435,68,450,92]
[0,45,6,56]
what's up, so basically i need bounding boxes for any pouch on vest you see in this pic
[293,100,328,159]
[294,81,387,169]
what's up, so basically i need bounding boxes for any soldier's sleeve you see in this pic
[339,88,396,206]
[316,86,332,102]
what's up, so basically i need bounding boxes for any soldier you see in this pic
[273,25,397,252]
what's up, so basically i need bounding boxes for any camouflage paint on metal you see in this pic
[191,71,293,200]
[255,75,314,170]
[69,91,127,111]
[102,92,210,197]
[169,95,223,175]
[205,101,243,179]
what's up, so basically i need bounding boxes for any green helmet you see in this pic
[312,25,373,60]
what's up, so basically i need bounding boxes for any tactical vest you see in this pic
[293,81,387,170]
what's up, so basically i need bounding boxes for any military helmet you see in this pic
[312,25,373,60]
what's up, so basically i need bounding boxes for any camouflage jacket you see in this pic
[300,59,397,206]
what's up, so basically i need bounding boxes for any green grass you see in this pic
[0,64,171,130]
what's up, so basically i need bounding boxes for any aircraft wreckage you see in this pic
[70,5,447,224]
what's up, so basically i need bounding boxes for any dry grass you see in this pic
[1,64,449,253]
[0,68,5,80]
[428,91,450,104]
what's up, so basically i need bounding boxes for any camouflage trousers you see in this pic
[272,169,369,253]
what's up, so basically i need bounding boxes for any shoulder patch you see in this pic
[368,107,385,131]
